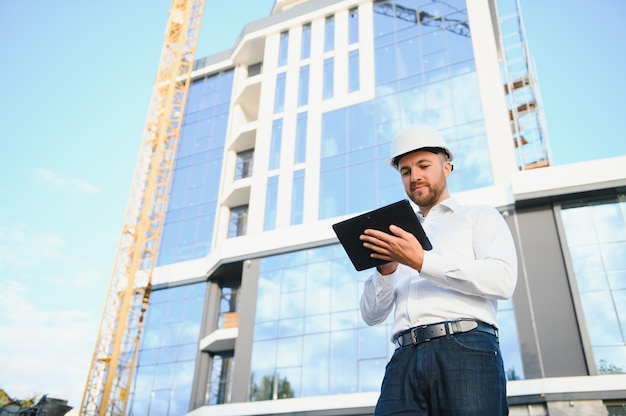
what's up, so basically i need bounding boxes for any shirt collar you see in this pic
[416,197,459,221]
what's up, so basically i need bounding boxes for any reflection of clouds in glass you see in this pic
[592,202,626,243]
[450,71,483,126]
[304,314,330,333]
[569,245,605,274]
[302,333,330,396]
[256,274,280,321]
[332,257,354,277]
[161,323,182,347]
[331,310,358,331]
[277,337,303,367]
[580,291,622,345]
[374,70,491,190]
[358,358,386,392]
[305,287,331,315]
[154,362,175,389]
[174,359,194,385]
[359,325,388,360]
[613,290,626,337]
[562,200,626,374]
[452,134,492,188]
[307,261,331,289]
[181,322,201,343]
[331,278,357,312]
[177,342,197,361]
[561,206,595,246]
[252,247,387,398]
[250,339,277,378]
[129,370,152,414]
[146,389,171,413]
[254,320,278,340]
[279,317,303,337]
[601,241,626,270]
[280,290,305,319]
[330,329,358,394]
[282,265,306,292]
[284,250,308,267]
[575,271,609,293]
[608,270,626,290]
[497,309,525,379]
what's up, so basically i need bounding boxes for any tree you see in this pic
[597,359,623,375]
[249,373,295,401]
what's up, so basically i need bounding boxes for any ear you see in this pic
[443,160,453,178]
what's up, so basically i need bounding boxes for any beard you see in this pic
[406,179,447,209]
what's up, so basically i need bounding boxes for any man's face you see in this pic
[397,150,452,210]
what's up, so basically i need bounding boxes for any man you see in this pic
[359,125,517,415]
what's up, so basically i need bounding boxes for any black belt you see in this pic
[396,320,498,348]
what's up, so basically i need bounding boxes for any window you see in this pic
[207,351,234,405]
[235,149,254,179]
[348,50,360,92]
[264,176,279,231]
[298,65,310,107]
[301,23,311,60]
[128,283,205,415]
[278,31,289,67]
[560,196,626,374]
[323,57,334,100]
[294,112,307,164]
[324,15,335,52]
[291,170,305,226]
[248,62,262,77]
[228,205,248,237]
[157,70,233,266]
[249,246,394,401]
[269,119,283,170]
[218,286,240,329]
[349,7,359,44]
[274,72,286,114]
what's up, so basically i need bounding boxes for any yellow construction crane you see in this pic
[80,1,204,414]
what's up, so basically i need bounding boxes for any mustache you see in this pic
[410,181,429,189]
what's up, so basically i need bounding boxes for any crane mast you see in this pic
[81,1,204,414]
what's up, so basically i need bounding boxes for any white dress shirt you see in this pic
[360,197,518,342]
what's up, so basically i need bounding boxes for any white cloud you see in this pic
[0,279,97,409]
[0,223,107,408]
[0,224,67,272]
[34,168,100,194]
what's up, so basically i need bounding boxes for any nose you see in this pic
[410,169,422,183]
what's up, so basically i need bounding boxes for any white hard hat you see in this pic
[387,125,454,169]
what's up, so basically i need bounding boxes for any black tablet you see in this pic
[332,199,432,271]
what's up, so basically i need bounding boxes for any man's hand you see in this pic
[360,225,425,272]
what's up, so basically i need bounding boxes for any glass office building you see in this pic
[126,0,626,415]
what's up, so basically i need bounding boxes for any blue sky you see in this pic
[0,0,624,409]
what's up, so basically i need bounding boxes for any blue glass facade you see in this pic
[156,70,234,266]
[249,245,392,400]
[128,282,205,414]
[561,196,626,374]
[249,245,525,400]
[318,0,492,220]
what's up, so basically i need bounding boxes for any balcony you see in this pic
[199,312,239,353]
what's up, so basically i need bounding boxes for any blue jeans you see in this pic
[375,329,508,415]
